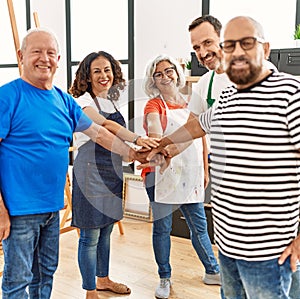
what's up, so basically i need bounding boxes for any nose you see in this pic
[161,72,169,78]
[199,46,208,60]
[40,51,50,61]
[99,70,107,78]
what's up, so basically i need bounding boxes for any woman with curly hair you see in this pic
[69,51,157,299]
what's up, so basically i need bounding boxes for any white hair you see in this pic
[143,54,186,97]
[21,27,60,54]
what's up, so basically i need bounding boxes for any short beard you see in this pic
[226,57,262,86]
[200,52,219,71]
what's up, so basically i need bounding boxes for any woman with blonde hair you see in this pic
[141,54,220,299]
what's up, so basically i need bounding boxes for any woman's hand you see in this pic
[204,169,210,189]
[135,136,160,149]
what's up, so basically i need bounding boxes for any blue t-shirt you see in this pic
[0,78,92,216]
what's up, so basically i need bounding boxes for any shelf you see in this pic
[185,75,201,83]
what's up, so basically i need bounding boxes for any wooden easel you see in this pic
[6,0,124,236]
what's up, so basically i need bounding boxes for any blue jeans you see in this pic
[2,212,59,299]
[289,263,300,299]
[219,251,293,299]
[145,172,219,279]
[78,224,114,290]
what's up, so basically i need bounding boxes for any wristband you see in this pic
[132,135,140,145]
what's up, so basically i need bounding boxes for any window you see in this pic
[210,0,297,49]
[69,0,128,61]
[66,0,133,129]
[0,0,27,85]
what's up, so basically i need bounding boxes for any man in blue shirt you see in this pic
[0,28,148,299]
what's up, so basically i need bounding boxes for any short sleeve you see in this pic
[199,106,214,134]
[75,92,94,109]
[0,83,18,139]
[287,87,300,149]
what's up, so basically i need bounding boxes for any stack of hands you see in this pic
[130,137,171,174]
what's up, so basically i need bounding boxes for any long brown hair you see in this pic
[68,51,126,101]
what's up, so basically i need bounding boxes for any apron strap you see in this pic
[206,71,215,108]
[92,96,101,112]
[92,96,119,113]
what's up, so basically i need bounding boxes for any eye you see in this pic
[48,51,57,57]
[224,42,234,50]
[153,72,162,79]
[165,68,175,76]
[241,39,254,48]
[204,40,212,46]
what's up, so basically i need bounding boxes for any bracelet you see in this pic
[132,135,140,145]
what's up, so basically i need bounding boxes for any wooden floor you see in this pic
[0,218,221,299]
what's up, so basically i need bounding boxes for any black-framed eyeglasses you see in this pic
[153,67,176,80]
[219,36,265,53]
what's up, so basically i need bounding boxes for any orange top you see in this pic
[141,97,187,180]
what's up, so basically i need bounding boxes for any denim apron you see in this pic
[72,106,125,229]
[154,97,204,204]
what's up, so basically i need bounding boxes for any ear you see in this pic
[263,42,270,60]
[17,49,23,64]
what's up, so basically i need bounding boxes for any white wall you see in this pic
[30,0,67,90]
[135,0,201,80]
[133,0,202,136]
[28,0,201,93]
[4,1,297,90]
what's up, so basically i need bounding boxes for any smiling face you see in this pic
[190,21,223,73]
[90,56,114,98]
[18,31,60,90]
[223,17,270,89]
[153,60,178,93]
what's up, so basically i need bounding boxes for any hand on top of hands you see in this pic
[135,136,160,149]
[135,144,171,174]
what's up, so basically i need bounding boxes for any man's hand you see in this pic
[136,154,170,173]
[0,201,10,241]
[132,148,152,164]
[145,144,169,163]
[278,235,300,272]
[134,139,172,173]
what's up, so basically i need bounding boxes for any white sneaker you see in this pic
[155,278,171,299]
[203,273,221,285]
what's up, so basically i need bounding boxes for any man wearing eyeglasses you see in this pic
[187,15,277,127]
[143,16,300,299]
